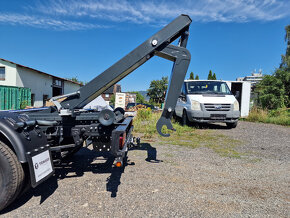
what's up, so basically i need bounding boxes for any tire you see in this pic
[0,141,25,211]
[181,110,190,126]
[226,122,238,129]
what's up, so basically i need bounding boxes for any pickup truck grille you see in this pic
[204,104,231,111]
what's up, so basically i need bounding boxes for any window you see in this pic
[53,78,63,87]
[43,95,48,106]
[186,81,232,95]
[0,67,5,80]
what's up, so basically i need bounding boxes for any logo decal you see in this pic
[215,105,222,109]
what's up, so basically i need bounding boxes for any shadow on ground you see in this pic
[1,142,160,214]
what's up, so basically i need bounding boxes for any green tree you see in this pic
[129,91,145,103]
[207,70,213,80]
[110,94,115,105]
[189,72,194,80]
[195,75,199,80]
[67,76,84,85]
[256,75,285,109]
[147,76,168,104]
[212,73,217,80]
[280,25,290,70]
[256,25,290,109]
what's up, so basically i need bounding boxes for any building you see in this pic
[100,84,137,107]
[0,58,82,107]
[101,84,121,104]
[125,93,136,106]
[236,69,263,89]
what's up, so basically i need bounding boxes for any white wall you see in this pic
[17,66,52,107]
[240,82,251,117]
[64,81,81,94]
[0,60,17,86]
[1,60,82,107]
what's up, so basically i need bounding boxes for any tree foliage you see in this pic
[255,75,285,109]
[110,94,115,105]
[67,76,85,85]
[129,91,145,103]
[147,76,168,104]
[189,72,194,80]
[195,75,199,80]
[256,25,290,109]
[207,70,213,80]
[212,73,217,80]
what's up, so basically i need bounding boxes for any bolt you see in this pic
[151,39,158,46]
[168,107,172,112]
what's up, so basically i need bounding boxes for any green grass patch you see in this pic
[244,107,290,126]
[133,110,243,158]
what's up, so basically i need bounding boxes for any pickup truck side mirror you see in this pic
[235,91,240,99]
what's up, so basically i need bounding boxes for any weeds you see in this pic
[245,107,290,126]
[133,110,243,158]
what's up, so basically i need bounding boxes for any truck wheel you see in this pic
[226,122,238,129]
[181,110,189,126]
[0,141,24,211]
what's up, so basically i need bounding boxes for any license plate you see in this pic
[27,148,54,187]
[210,114,226,119]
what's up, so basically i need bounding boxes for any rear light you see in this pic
[115,162,122,167]
[119,133,126,149]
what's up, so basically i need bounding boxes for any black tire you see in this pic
[181,110,190,126]
[226,122,238,129]
[0,141,25,211]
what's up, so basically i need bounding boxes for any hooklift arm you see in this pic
[61,14,192,137]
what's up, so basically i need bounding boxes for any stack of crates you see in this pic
[0,85,31,110]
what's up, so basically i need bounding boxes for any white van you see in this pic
[175,80,240,128]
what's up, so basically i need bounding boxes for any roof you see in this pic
[103,84,121,94]
[0,58,83,86]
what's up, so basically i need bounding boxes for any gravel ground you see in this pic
[1,121,289,217]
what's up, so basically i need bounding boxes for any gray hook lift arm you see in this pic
[61,14,192,137]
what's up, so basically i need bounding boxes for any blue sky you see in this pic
[0,0,289,91]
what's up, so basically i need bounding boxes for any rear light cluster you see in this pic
[119,132,126,149]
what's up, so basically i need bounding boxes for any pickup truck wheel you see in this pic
[226,122,238,129]
[0,141,24,211]
[182,110,189,126]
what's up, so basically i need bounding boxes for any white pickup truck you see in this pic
[175,80,240,128]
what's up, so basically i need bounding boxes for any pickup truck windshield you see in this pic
[185,81,232,95]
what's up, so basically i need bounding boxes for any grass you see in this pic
[133,109,243,158]
[244,107,290,126]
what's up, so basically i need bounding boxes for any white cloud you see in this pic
[0,0,289,30]
[35,0,290,23]
[0,13,109,30]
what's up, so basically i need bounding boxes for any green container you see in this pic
[0,85,31,110]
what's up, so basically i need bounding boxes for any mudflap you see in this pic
[26,145,54,188]
[111,116,136,167]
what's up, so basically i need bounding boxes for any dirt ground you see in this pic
[1,121,289,217]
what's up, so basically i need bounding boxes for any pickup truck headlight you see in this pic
[233,100,239,111]
[191,100,201,110]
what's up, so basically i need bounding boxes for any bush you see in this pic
[136,108,152,120]
[245,107,290,126]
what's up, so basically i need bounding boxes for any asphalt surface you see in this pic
[1,121,289,217]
